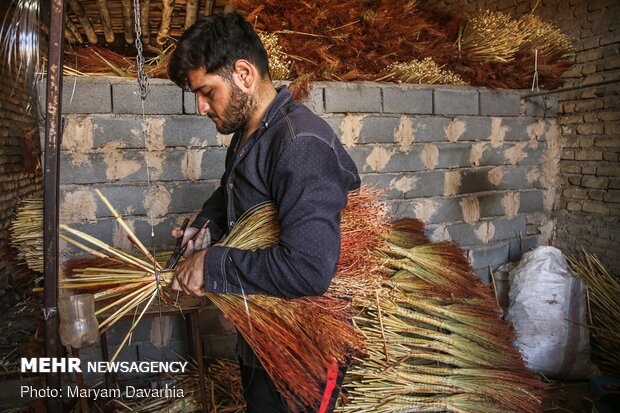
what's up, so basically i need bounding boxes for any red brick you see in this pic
[574,149,604,160]
[582,201,610,215]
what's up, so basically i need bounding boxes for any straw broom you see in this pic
[567,251,620,375]
[9,198,43,273]
[57,187,384,411]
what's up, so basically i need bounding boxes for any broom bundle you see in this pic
[456,10,527,63]
[258,31,292,81]
[9,197,43,273]
[379,58,468,86]
[567,251,620,375]
[517,14,575,60]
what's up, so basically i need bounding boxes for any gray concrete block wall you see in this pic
[52,77,558,363]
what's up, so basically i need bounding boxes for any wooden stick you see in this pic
[140,0,151,45]
[60,225,154,273]
[99,284,156,331]
[61,234,109,259]
[67,0,99,44]
[185,0,199,29]
[96,0,115,44]
[65,12,84,44]
[96,281,155,316]
[120,0,135,44]
[109,289,158,362]
[94,189,161,270]
[204,0,215,16]
[157,0,175,45]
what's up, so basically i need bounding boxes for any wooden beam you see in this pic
[120,0,134,44]
[67,0,98,44]
[157,0,175,45]
[95,0,115,44]
[204,0,214,16]
[185,0,198,29]
[140,0,151,44]
[64,13,83,44]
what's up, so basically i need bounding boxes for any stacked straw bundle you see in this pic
[9,198,43,273]
[379,58,468,86]
[518,14,575,60]
[568,252,620,375]
[457,10,527,63]
[258,32,292,80]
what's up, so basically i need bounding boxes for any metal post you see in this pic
[43,0,66,412]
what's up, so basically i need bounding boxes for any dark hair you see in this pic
[168,12,269,91]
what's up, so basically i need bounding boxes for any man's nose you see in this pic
[196,95,210,116]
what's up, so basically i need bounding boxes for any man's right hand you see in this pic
[170,226,209,257]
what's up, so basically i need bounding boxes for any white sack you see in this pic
[506,246,598,379]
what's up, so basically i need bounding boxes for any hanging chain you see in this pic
[133,0,150,99]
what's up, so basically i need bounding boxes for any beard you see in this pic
[212,81,256,135]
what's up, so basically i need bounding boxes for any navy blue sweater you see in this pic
[191,86,361,298]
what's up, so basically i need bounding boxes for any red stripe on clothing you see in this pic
[318,360,339,413]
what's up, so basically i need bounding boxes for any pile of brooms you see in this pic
[56,187,544,412]
[59,1,574,99]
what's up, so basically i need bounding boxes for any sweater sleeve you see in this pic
[202,134,359,297]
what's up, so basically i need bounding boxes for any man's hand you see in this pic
[170,225,209,257]
[170,249,208,296]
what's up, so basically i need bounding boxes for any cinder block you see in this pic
[508,235,539,261]
[136,340,191,363]
[40,77,113,113]
[411,117,452,142]
[490,215,527,241]
[62,218,116,253]
[384,147,426,172]
[303,86,325,115]
[91,115,144,148]
[358,116,401,144]
[476,145,507,166]
[112,81,183,115]
[459,167,496,194]
[524,95,558,117]
[360,173,404,198]
[324,83,382,113]
[497,166,540,190]
[85,185,148,217]
[60,152,147,184]
[367,171,445,198]
[453,116,492,141]
[168,181,220,213]
[518,142,546,165]
[468,241,510,269]
[322,115,345,140]
[382,86,433,114]
[501,117,542,141]
[184,90,197,114]
[479,90,521,116]
[474,267,491,283]
[203,334,237,359]
[436,143,473,169]
[478,192,506,218]
[344,146,373,172]
[519,190,544,213]
[447,222,485,246]
[433,89,479,115]
[163,116,219,147]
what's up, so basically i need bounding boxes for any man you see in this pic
[168,12,360,413]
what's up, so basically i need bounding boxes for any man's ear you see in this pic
[232,60,256,91]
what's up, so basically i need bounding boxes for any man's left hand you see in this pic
[171,249,208,296]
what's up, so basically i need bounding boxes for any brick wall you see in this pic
[426,0,620,270]
[0,2,43,304]
[42,77,559,363]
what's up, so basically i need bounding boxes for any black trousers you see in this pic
[240,362,348,413]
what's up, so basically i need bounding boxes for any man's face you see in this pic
[187,68,255,135]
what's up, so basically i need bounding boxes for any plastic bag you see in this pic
[506,246,598,379]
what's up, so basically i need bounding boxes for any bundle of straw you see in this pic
[58,187,386,412]
[379,58,468,86]
[567,251,620,375]
[457,10,527,63]
[518,14,575,60]
[340,220,544,413]
[9,198,43,273]
[258,31,292,81]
